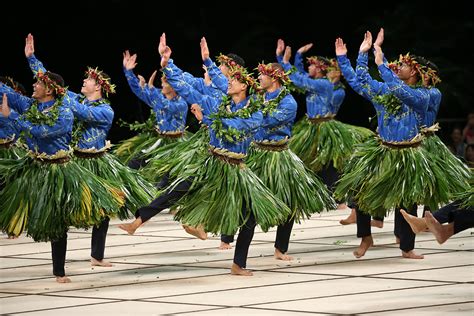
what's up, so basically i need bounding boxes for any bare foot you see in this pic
[183,225,207,240]
[353,235,373,258]
[402,250,424,259]
[400,209,427,234]
[425,211,452,244]
[274,248,293,261]
[395,236,400,244]
[7,235,18,239]
[371,219,383,228]
[91,257,113,267]
[230,263,253,276]
[219,241,232,250]
[339,208,356,225]
[56,276,71,283]
[118,217,142,235]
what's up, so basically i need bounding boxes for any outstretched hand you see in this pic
[25,33,35,58]
[283,46,292,64]
[276,39,285,56]
[148,70,158,88]
[200,37,210,61]
[1,94,11,117]
[190,103,203,122]
[158,33,167,56]
[373,44,384,66]
[123,50,137,70]
[359,31,373,53]
[297,43,313,54]
[374,28,384,47]
[335,38,347,56]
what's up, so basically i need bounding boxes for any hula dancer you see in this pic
[115,50,189,168]
[128,37,292,276]
[247,62,335,260]
[334,31,459,259]
[0,70,123,283]
[276,40,373,209]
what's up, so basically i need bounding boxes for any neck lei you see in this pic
[22,98,63,126]
[209,95,259,143]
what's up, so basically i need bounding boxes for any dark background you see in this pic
[3,1,473,143]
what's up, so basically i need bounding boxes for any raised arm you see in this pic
[295,43,313,73]
[201,37,228,94]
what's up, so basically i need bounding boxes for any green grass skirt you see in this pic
[113,131,189,165]
[290,118,374,172]
[0,157,125,241]
[246,145,336,222]
[141,128,210,182]
[173,154,292,235]
[334,136,470,217]
[73,153,157,219]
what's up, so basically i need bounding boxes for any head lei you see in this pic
[327,58,340,72]
[0,76,25,94]
[257,63,291,86]
[216,53,240,69]
[36,71,66,97]
[85,67,116,95]
[306,56,331,72]
[398,53,441,86]
[228,66,258,92]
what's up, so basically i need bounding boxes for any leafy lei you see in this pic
[72,97,110,146]
[362,84,402,120]
[22,98,63,126]
[209,95,260,143]
[259,88,289,116]
[118,110,157,133]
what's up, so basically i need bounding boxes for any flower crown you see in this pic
[216,54,240,69]
[36,71,66,97]
[2,76,23,94]
[228,66,258,91]
[257,63,291,85]
[326,58,340,72]
[306,56,331,71]
[85,67,116,95]
[397,53,441,86]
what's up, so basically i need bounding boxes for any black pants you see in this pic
[233,208,256,269]
[394,204,417,252]
[221,234,234,243]
[318,163,339,195]
[51,232,68,277]
[274,215,295,254]
[356,207,372,238]
[433,201,474,234]
[51,217,110,277]
[128,158,147,170]
[137,178,192,223]
[91,218,110,261]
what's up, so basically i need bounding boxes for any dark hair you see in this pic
[227,53,245,67]
[46,71,65,87]
[413,55,440,77]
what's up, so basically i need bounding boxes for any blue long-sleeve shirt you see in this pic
[124,68,188,133]
[0,116,19,141]
[163,60,262,155]
[177,57,227,99]
[254,88,297,142]
[424,88,441,127]
[338,53,428,142]
[67,91,114,150]
[2,96,73,155]
[282,62,340,117]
